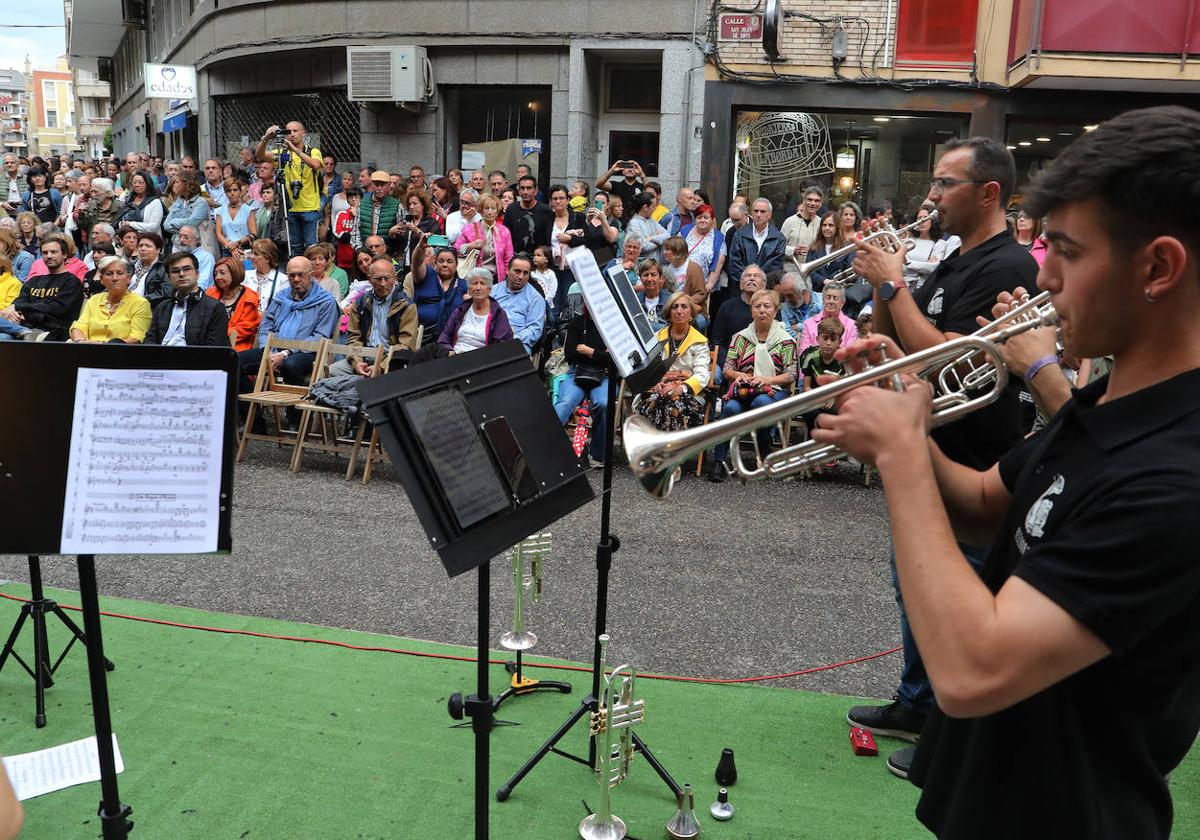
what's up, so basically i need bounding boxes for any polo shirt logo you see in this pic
[1024,474,1065,539]
[927,287,944,317]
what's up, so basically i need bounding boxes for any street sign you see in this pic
[718,12,763,42]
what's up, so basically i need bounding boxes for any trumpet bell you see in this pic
[579,812,627,840]
[623,414,684,499]
[500,629,538,651]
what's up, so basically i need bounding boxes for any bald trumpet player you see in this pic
[812,106,1200,839]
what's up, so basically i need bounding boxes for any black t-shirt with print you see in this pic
[26,189,57,223]
[606,178,643,223]
[909,369,1200,839]
[799,345,844,384]
[908,230,1038,469]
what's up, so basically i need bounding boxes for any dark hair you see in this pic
[943,136,1017,206]
[631,193,655,213]
[132,169,160,197]
[547,183,569,201]
[645,180,663,195]
[431,176,456,200]
[517,174,537,188]
[1025,106,1200,256]
[136,231,164,250]
[344,187,362,198]
[817,317,845,340]
[165,250,199,271]
[508,252,533,270]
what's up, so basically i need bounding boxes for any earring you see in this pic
[1145,287,1156,303]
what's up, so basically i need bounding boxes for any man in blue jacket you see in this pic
[238,255,338,391]
[490,253,545,354]
[725,198,786,286]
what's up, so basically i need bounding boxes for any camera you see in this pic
[289,180,302,200]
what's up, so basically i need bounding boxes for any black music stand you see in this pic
[496,247,682,803]
[0,342,239,840]
[0,554,114,728]
[356,340,594,840]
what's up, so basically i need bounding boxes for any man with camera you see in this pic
[255,121,324,257]
[595,159,644,223]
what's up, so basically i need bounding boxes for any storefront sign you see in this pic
[521,139,542,156]
[143,64,197,100]
[718,13,763,42]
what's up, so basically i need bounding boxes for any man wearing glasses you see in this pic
[238,256,338,397]
[846,137,1039,779]
[445,188,480,246]
[144,252,229,347]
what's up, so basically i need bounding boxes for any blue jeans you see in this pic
[713,388,787,462]
[553,372,609,461]
[0,319,32,340]
[287,210,321,257]
[890,541,990,713]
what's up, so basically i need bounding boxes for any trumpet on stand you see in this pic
[579,634,644,840]
[494,533,571,712]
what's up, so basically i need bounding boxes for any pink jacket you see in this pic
[800,311,858,351]
[26,256,88,282]
[453,220,513,283]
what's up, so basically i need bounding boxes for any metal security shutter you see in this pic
[213,88,362,166]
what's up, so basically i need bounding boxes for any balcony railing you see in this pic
[1011,0,1200,68]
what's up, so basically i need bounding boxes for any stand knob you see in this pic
[447,692,465,720]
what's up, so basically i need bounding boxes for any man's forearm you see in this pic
[877,443,1002,712]
[1027,363,1074,419]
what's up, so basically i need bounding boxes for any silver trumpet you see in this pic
[580,634,645,840]
[499,532,551,652]
[624,296,1059,498]
[794,210,938,286]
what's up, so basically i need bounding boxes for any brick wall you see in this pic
[711,0,897,76]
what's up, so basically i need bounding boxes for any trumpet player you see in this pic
[815,105,1200,840]
[845,137,1039,779]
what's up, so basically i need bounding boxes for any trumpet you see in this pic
[579,634,644,840]
[795,210,938,286]
[624,294,1058,498]
[499,532,551,652]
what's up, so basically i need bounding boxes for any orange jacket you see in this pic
[206,285,261,350]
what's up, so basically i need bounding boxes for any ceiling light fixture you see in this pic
[1018,141,1032,146]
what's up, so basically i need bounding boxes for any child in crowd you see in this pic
[568,180,590,214]
[799,317,845,434]
[531,245,558,304]
[856,311,873,341]
[333,187,362,272]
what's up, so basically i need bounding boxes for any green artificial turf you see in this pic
[0,583,1195,839]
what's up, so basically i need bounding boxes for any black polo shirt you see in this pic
[908,230,1038,468]
[909,368,1200,839]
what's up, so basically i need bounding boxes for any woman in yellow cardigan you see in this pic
[634,291,710,430]
[69,255,151,343]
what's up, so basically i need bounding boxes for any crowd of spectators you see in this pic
[0,128,1052,476]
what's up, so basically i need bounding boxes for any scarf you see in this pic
[736,319,792,378]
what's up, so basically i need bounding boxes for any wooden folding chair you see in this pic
[346,325,422,484]
[236,335,327,462]
[290,342,388,473]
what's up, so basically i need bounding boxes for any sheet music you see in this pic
[2,735,124,801]
[60,368,227,554]
[569,248,655,378]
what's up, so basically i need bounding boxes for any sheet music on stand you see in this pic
[565,248,659,379]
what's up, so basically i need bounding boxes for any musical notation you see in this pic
[60,368,228,554]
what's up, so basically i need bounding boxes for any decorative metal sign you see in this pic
[718,13,763,41]
[735,112,834,188]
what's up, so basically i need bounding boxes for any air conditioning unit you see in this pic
[121,0,147,28]
[346,46,431,103]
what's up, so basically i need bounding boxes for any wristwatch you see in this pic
[878,281,906,302]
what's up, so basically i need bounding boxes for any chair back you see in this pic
[253,334,328,395]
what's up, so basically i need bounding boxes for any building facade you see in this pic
[28,58,76,159]
[0,68,28,157]
[701,0,1200,223]
[64,0,113,159]
[68,0,707,198]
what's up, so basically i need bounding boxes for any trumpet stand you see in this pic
[493,534,572,714]
[496,363,681,802]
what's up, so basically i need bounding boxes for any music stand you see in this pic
[495,249,682,803]
[0,342,239,840]
[356,340,594,840]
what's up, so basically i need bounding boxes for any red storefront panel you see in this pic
[1011,0,1200,61]
[896,0,980,64]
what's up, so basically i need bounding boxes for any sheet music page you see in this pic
[60,368,227,554]
[566,248,642,378]
[2,735,124,801]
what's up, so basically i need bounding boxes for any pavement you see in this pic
[0,441,903,703]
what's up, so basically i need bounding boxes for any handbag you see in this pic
[458,248,479,278]
[574,361,606,390]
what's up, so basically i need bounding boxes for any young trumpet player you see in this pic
[813,106,1200,839]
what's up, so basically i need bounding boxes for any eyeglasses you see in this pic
[368,274,395,281]
[286,272,308,279]
[168,266,195,275]
[929,177,990,195]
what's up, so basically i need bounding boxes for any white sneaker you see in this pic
[22,329,49,342]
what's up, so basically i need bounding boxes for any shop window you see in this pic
[896,0,979,65]
[733,110,967,225]
[1004,120,1095,207]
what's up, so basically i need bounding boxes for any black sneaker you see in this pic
[706,461,727,483]
[846,696,927,742]
[887,745,915,780]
